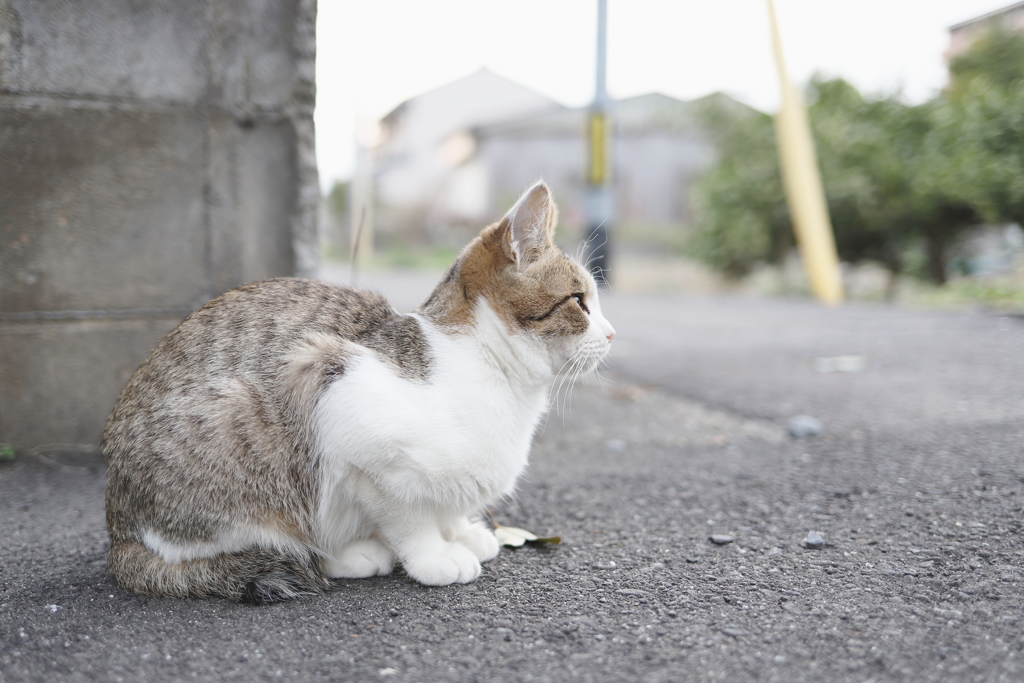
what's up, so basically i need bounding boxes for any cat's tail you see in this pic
[107,540,332,604]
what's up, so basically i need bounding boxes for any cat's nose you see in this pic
[606,330,615,341]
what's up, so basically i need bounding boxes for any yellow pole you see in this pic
[766,0,844,305]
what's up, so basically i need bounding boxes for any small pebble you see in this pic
[709,534,735,545]
[788,415,822,438]
[801,530,824,549]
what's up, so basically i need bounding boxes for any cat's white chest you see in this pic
[313,309,551,510]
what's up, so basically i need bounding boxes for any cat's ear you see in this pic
[501,181,557,268]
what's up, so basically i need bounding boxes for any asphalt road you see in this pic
[2,288,1023,683]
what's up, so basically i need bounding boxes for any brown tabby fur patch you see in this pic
[418,195,590,338]
[103,279,431,603]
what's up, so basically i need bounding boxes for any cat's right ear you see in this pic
[499,181,556,268]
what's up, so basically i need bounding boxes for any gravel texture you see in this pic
[2,293,1023,682]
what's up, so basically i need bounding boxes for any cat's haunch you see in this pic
[102,182,615,602]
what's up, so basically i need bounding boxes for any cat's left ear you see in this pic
[502,181,557,268]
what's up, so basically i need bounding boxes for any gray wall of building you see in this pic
[477,131,715,230]
[0,0,319,452]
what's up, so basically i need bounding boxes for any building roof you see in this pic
[471,91,759,139]
[949,1,1024,32]
[379,67,563,127]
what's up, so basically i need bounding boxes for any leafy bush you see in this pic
[690,28,1024,285]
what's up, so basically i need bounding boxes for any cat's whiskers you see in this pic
[542,354,579,431]
[560,360,580,420]
[558,350,589,422]
[594,352,613,384]
[548,353,579,416]
[590,264,612,290]
[547,354,573,421]
[575,219,608,267]
[549,356,574,395]
[568,352,593,414]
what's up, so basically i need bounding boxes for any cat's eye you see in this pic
[572,293,589,314]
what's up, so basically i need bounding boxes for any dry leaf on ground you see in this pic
[487,512,561,547]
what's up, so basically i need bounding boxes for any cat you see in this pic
[102,181,615,603]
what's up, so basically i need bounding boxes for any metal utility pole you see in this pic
[766,0,844,305]
[584,0,612,284]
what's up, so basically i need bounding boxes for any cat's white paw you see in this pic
[323,538,396,579]
[403,543,481,586]
[457,520,500,562]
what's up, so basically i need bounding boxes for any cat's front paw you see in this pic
[457,520,500,562]
[403,543,481,586]
[323,538,396,579]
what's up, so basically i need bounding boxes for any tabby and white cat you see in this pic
[102,182,614,603]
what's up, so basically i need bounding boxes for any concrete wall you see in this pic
[0,0,319,452]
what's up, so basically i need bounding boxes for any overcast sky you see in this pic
[315,0,1009,190]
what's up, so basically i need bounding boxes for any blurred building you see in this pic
[471,92,744,232]
[372,69,751,244]
[946,1,1024,61]
[373,68,561,242]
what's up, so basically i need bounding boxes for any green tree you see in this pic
[808,78,918,277]
[908,99,982,284]
[692,25,1024,287]
[691,77,989,285]
[909,27,1024,282]
[691,79,931,281]
[949,26,1024,99]
[940,29,1024,228]
[689,96,790,277]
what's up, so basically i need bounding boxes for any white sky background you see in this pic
[315,0,1009,191]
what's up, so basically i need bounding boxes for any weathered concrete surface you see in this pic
[0,0,319,451]
[0,106,208,314]
[0,290,1021,683]
[0,317,183,448]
